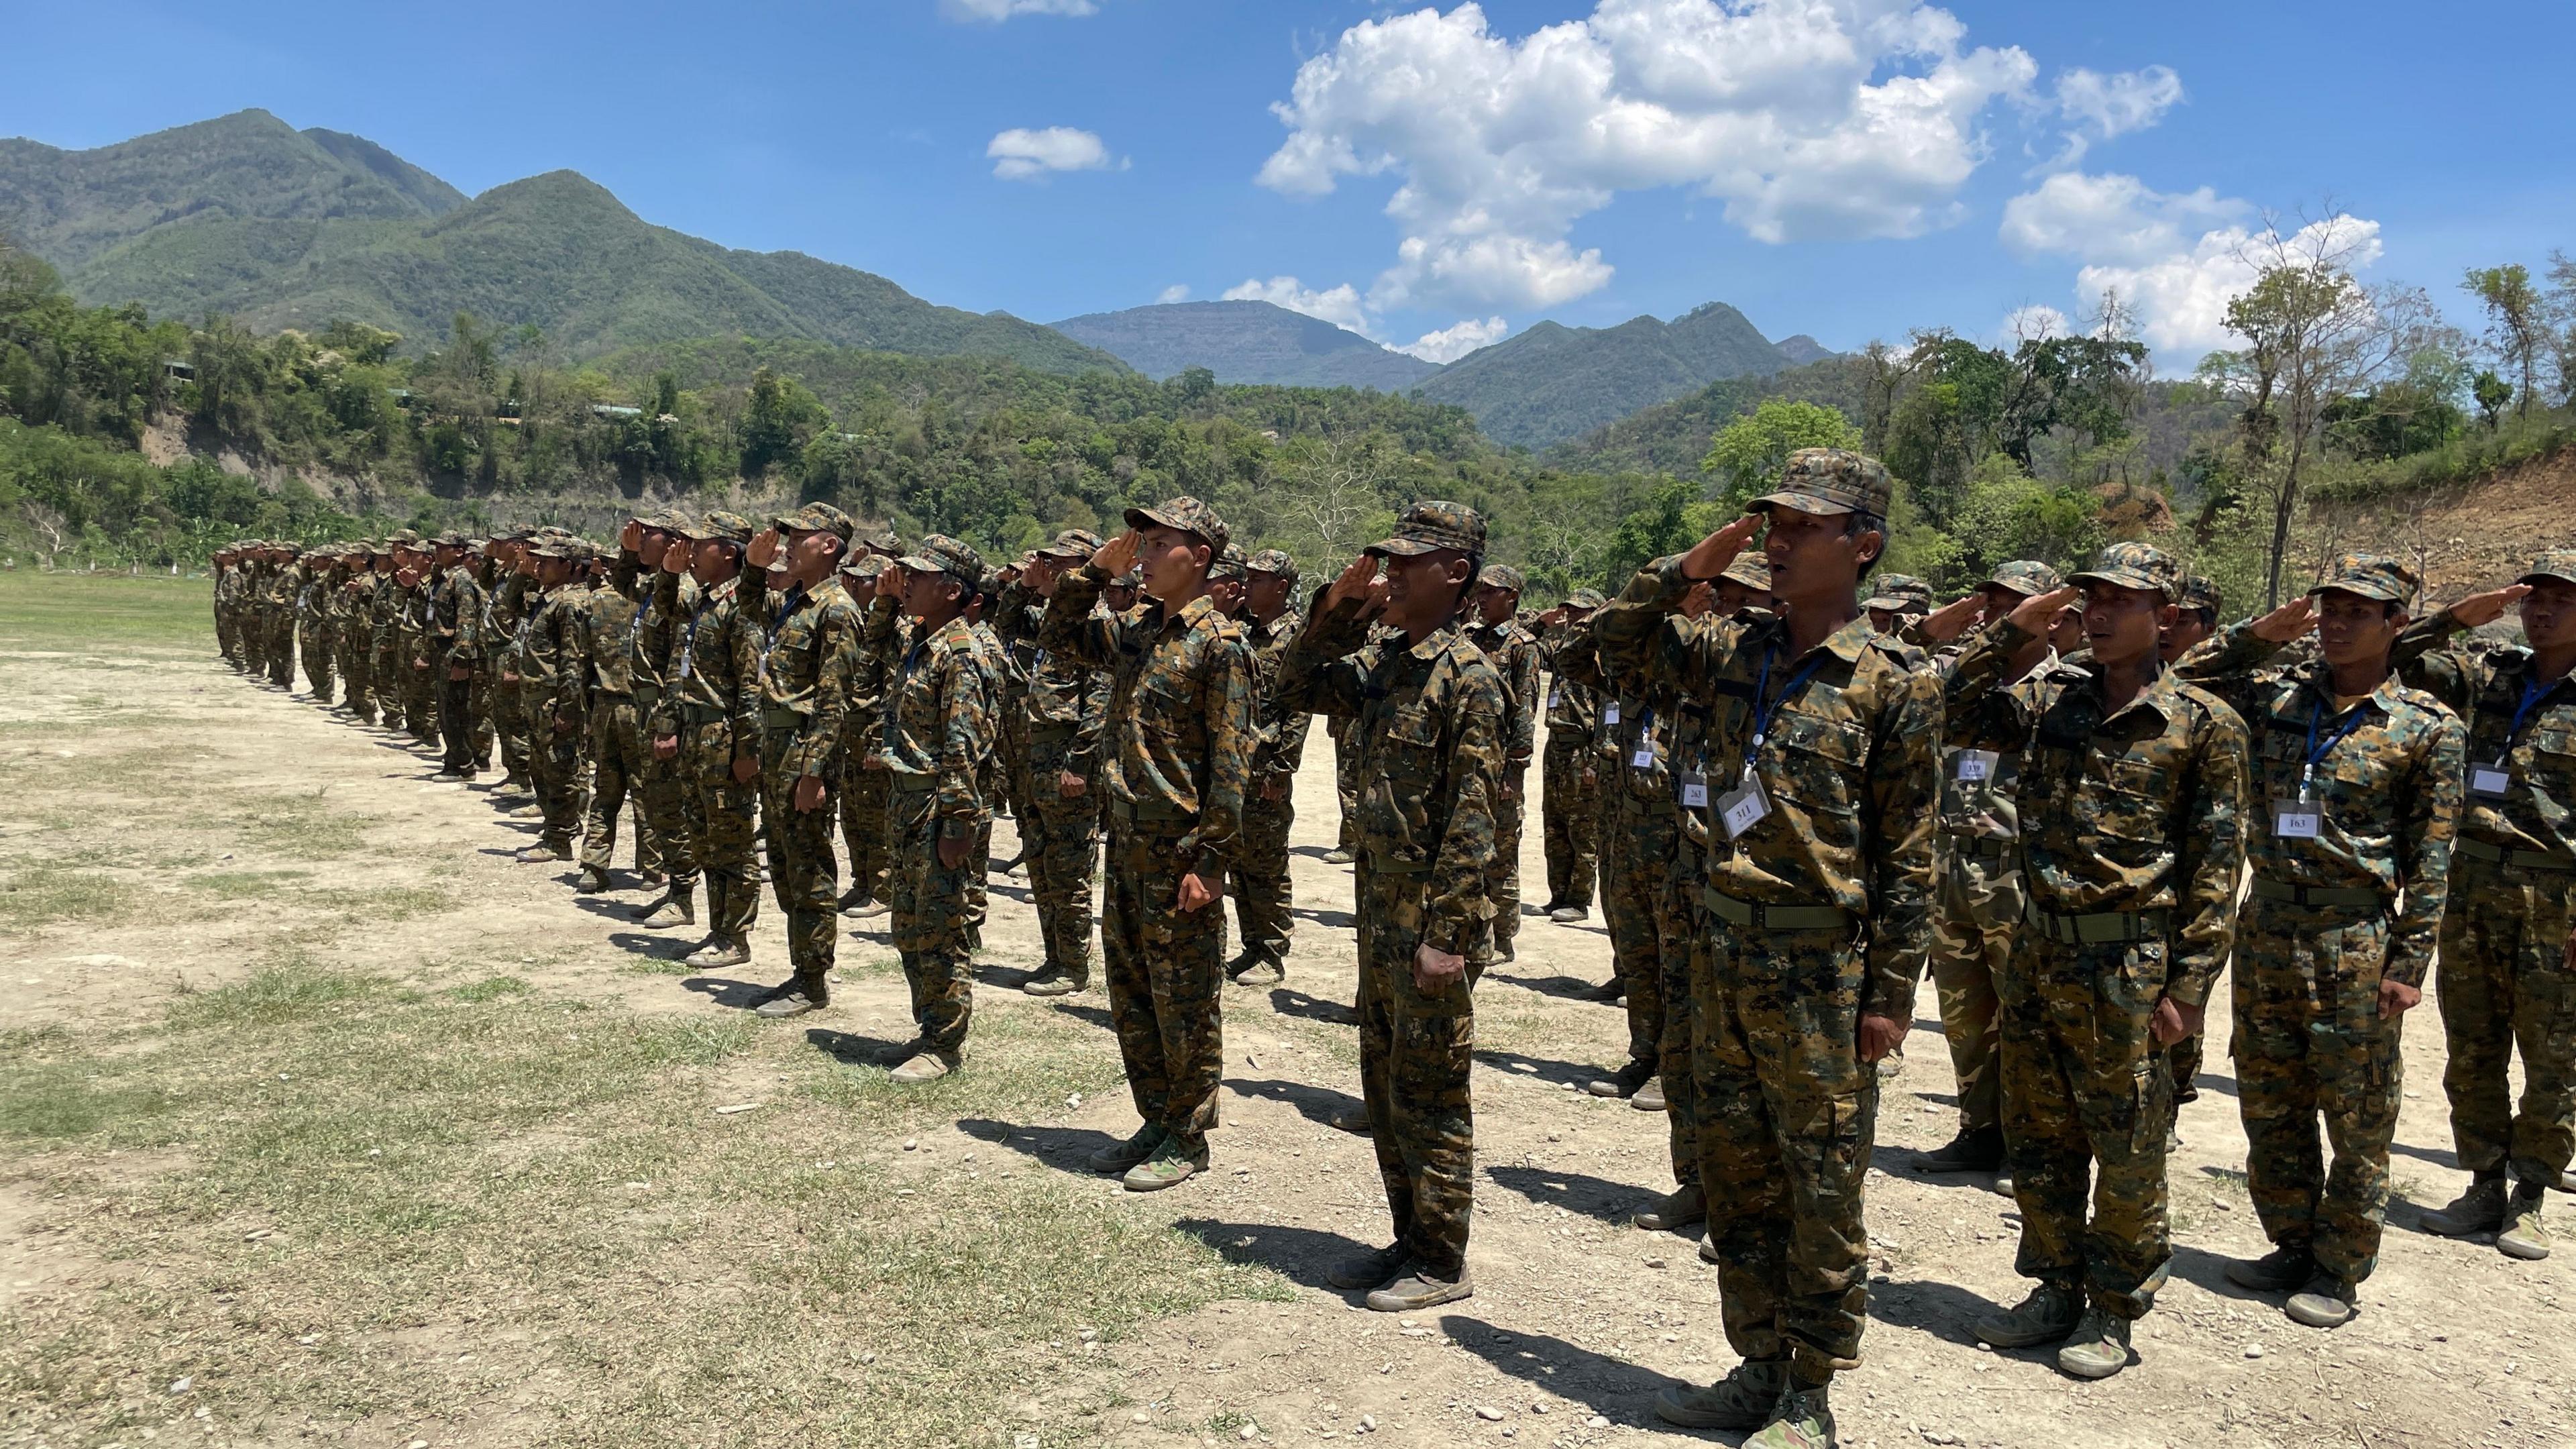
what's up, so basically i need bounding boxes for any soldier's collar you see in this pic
[1405,619,1468,661]
[1172,592,1222,628]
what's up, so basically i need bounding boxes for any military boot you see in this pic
[888,1049,959,1085]
[1634,1183,1705,1232]
[836,885,870,912]
[1228,955,1285,987]
[2056,1307,2133,1380]
[1974,1282,2081,1348]
[1920,1124,2006,1173]
[683,936,749,969]
[1322,848,1355,865]
[516,842,571,863]
[1586,1058,1654,1099]
[1087,1124,1165,1175]
[1022,964,1073,997]
[1580,975,1625,1003]
[635,889,696,928]
[1744,1382,1837,1449]
[1550,904,1592,924]
[1122,1137,1208,1193]
[1364,1262,1471,1313]
[755,982,826,1019]
[1631,1075,1667,1112]
[1324,1242,1409,1291]
[576,866,612,894]
[511,802,544,820]
[2420,1174,2509,1237]
[847,898,892,920]
[1654,1358,1786,1431]
[1330,1101,1371,1136]
[2284,1273,2359,1328]
[2225,1240,2315,1293]
[2498,1183,2552,1260]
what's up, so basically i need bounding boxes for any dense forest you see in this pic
[5,232,2572,612]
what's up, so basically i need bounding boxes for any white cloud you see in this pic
[987,127,1120,181]
[1397,316,1511,363]
[1256,0,2047,311]
[1998,303,2068,343]
[939,0,1096,21]
[2002,171,2382,356]
[1222,276,1375,335]
[1155,284,1191,305]
[2040,64,2182,169]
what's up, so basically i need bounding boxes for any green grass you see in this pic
[0,863,136,926]
[0,570,215,651]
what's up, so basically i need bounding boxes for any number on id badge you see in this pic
[1679,771,1709,809]
[2271,801,2322,839]
[1630,745,1656,769]
[1718,777,1770,838]
[2471,765,2512,798]
[1954,749,1998,783]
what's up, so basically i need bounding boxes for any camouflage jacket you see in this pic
[1948,617,2250,1006]
[1275,599,1505,955]
[2178,623,2465,987]
[262,562,299,612]
[631,568,696,700]
[755,576,864,780]
[491,574,536,678]
[998,584,1114,773]
[863,602,996,831]
[524,583,592,727]
[580,568,646,698]
[2394,610,2576,863]
[655,576,762,754]
[369,569,407,653]
[431,564,486,665]
[1468,617,1543,769]
[1930,645,2058,843]
[1039,568,1255,879]
[1552,611,1686,810]
[1536,623,1600,743]
[1247,607,1313,791]
[1593,561,1941,1017]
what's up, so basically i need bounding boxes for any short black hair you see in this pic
[1843,511,1887,581]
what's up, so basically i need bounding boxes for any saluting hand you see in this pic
[2248,597,2316,643]
[2447,582,2532,629]
[1917,594,1984,643]
[1091,529,1141,580]
[2005,585,2082,638]
[876,559,904,597]
[1323,553,1379,608]
[1678,513,1763,582]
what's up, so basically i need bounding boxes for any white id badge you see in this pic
[1718,776,1771,839]
[1547,688,1563,710]
[2471,765,2512,798]
[1630,744,1656,769]
[1679,771,1709,809]
[1603,702,1622,725]
[2271,800,2322,839]
[1954,748,1999,783]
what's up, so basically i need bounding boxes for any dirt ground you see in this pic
[4,578,2573,1449]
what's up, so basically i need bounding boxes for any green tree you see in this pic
[2465,264,2543,423]
[1700,399,1860,511]
[2473,370,2513,432]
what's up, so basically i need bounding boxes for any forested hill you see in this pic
[1413,301,1813,449]
[0,111,1118,374]
[1049,301,1442,391]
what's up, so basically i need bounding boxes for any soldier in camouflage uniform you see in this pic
[1465,565,1540,967]
[1539,589,1605,923]
[743,504,865,1019]
[212,547,242,667]
[394,537,442,747]
[2168,555,2464,1326]
[485,533,538,792]
[1277,502,1504,1312]
[517,539,594,863]
[861,535,1000,1079]
[1909,561,2063,1175]
[1000,530,1113,996]
[837,534,896,920]
[572,517,666,890]
[625,519,702,926]
[1593,451,1937,1448]
[1861,573,1931,636]
[1951,543,2250,1382]
[653,514,763,969]
[2158,572,2229,1127]
[371,533,421,733]
[296,546,336,704]
[1040,498,1256,1193]
[1228,548,1308,987]
[2399,550,2576,1258]
[429,533,488,781]
[339,543,386,723]
[1324,716,1361,866]
[261,543,302,688]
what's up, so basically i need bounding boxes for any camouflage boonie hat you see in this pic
[1211,545,1249,580]
[1751,448,1893,519]
[2310,553,2416,606]
[896,533,984,580]
[2519,549,2576,586]
[2070,541,2184,603]
[1040,527,1106,560]
[2178,574,2221,614]
[1366,500,1485,559]
[771,502,854,540]
[1480,564,1527,594]
[1719,553,1773,592]
[1565,588,1608,610]
[1984,560,2061,597]
[1124,496,1228,552]
[1862,573,1933,614]
[1246,547,1299,581]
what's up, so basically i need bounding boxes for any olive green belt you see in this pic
[1028,721,1081,744]
[2024,901,2170,946]
[761,706,806,731]
[1109,796,1193,832]
[1701,886,1851,932]
[633,682,661,706]
[682,702,731,725]
[1943,834,2019,863]
[2457,837,2576,871]
[2247,877,2386,909]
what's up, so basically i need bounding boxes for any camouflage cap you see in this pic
[1718,553,1773,592]
[771,502,854,541]
[1246,547,1300,581]
[1984,559,2062,597]
[1862,573,1933,614]
[1211,544,1250,580]
[428,529,470,548]
[2178,573,2222,614]
[1040,527,1106,561]
[1366,500,1485,559]
[386,528,426,548]
[678,511,753,545]
[2310,553,2416,606]
[1750,448,1894,519]
[654,512,699,541]
[633,508,685,534]
[1565,587,1608,610]
[2520,549,2576,587]
[2069,540,2184,604]
[1480,564,1527,594]
[1123,496,1228,553]
[896,533,985,580]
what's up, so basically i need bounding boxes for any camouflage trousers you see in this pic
[237,610,264,673]
[2167,1030,2205,1108]
[216,607,239,665]
[637,712,696,891]
[437,664,488,776]
[399,655,439,742]
[299,624,334,703]
[1658,840,1706,1188]
[1026,736,1102,975]
[1486,773,1527,957]
[1540,732,1598,910]
[1333,722,1360,855]
[373,638,406,722]
[890,785,981,1054]
[265,616,297,686]
[1601,792,1682,1069]
[1999,932,2174,1321]
[2437,855,2576,1185]
[1928,845,2025,1135]
[838,737,890,906]
[1232,785,1295,971]
[582,696,665,875]
[339,631,374,721]
[758,729,841,991]
[1354,856,1477,1277]
[490,669,529,784]
[527,710,586,853]
[682,720,759,947]
[2233,900,2404,1283]
[1102,820,1226,1155]
[1693,914,1876,1380]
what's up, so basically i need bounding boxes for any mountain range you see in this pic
[1,109,1833,447]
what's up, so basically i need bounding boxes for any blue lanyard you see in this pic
[2298,696,2370,802]
[1741,645,1832,776]
[2499,676,2557,759]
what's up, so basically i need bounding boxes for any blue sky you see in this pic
[11,0,2573,367]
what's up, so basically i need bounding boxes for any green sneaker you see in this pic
[2498,1184,2552,1260]
[1122,1139,1208,1193]
[1974,1283,2081,1348]
[1654,1358,1786,1431]
[1086,1125,1165,1175]
[1743,1384,1836,1449]
[2056,1307,2133,1380]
